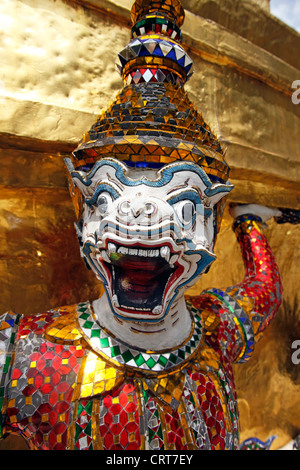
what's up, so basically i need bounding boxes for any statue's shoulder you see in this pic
[186,293,221,335]
[0,303,86,401]
[17,303,85,346]
[186,290,255,364]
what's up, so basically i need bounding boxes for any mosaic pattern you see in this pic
[132,15,182,42]
[240,435,277,450]
[0,216,282,450]
[77,302,203,372]
[123,67,184,86]
[116,36,194,82]
[1,310,85,449]
[275,208,300,225]
[72,399,95,450]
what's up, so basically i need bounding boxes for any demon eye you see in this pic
[173,200,196,226]
[96,192,113,216]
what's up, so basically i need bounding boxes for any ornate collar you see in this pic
[75,301,203,373]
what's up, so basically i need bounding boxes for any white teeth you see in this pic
[101,250,111,263]
[116,246,160,257]
[112,294,120,307]
[104,244,176,263]
[160,246,170,262]
[152,305,163,315]
[107,242,117,256]
[169,254,178,267]
[118,246,129,255]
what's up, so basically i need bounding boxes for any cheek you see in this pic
[81,209,101,243]
[193,215,215,246]
[204,217,215,247]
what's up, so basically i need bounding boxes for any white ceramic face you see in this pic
[70,158,232,323]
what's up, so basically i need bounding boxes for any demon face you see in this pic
[67,158,233,323]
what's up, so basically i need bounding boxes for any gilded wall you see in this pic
[0,0,299,448]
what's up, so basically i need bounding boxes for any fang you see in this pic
[112,294,120,307]
[152,305,163,315]
[101,250,111,263]
[108,242,117,256]
[160,246,170,262]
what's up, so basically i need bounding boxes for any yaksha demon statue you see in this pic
[0,0,285,450]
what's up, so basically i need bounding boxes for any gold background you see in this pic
[0,0,299,448]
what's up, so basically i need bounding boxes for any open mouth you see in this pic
[98,242,183,316]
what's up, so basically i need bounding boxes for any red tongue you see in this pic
[120,274,159,294]
[120,266,161,294]
[118,258,166,295]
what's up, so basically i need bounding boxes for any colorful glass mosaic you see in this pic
[0,216,282,450]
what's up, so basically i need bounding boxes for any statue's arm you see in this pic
[226,205,283,337]
[195,205,283,364]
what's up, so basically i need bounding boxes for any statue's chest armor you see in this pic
[4,303,240,450]
[7,346,239,450]
[70,369,239,451]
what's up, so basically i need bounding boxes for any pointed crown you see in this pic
[71,0,230,186]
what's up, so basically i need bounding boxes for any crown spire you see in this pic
[115,0,193,87]
[71,0,230,192]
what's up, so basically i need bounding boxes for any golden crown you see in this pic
[71,0,230,186]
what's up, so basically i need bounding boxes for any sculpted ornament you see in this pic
[0,0,297,451]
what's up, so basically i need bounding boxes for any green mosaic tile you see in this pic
[134,354,145,366]
[146,357,156,369]
[111,345,121,357]
[99,337,110,348]
[82,320,93,329]
[122,350,134,362]
[91,329,101,339]
[76,301,203,372]
[178,349,185,359]
[79,312,90,321]
[169,353,178,364]
[158,355,168,367]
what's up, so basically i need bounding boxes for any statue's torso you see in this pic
[0,298,247,450]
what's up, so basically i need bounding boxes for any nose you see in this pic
[118,199,158,219]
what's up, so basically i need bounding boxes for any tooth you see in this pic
[112,294,120,307]
[107,242,117,256]
[169,254,178,266]
[151,249,159,257]
[101,250,111,263]
[160,246,170,262]
[152,305,162,315]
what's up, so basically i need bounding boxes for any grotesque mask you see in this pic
[66,158,232,324]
